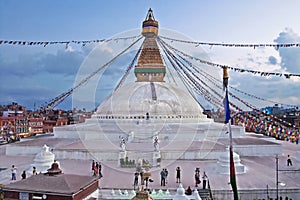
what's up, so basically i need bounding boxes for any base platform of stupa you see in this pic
[5,120,281,164]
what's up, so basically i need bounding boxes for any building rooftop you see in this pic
[3,173,98,195]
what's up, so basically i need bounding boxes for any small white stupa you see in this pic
[193,188,202,200]
[173,184,189,200]
[216,148,246,174]
[31,144,55,173]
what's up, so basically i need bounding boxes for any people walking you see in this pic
[133,171,139,190]
[32,166,37,175]
[91,160,95,173]
[140,170,144,185]
[176,166,181,183]
[98,162,103,178]
[287,155,293,166]
[164,168,169,184]
[93,162,98,176]
[160,169,166,186]
[11,165,17,180]
[194,168,200,187]
[202,171,208,189]
[21,171,26,179]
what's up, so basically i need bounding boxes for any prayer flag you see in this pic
[223,89,230,124]
[223,67,238,200]
[230,146,239,200]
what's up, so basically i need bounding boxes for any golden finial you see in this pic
[223,67,229,79]
[223,67,229,89]
[142,8,158,36]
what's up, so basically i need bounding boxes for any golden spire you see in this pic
[134,9,166,82]
[142,8,159,36]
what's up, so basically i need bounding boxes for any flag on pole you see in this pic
[223,67,230,124]
[223,67,239,200]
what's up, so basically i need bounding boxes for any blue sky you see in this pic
[0,0,300,111]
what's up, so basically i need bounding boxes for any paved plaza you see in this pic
[1,133,299,199]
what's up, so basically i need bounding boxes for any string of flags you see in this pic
[232,112,299,144]
[160,38,248,111]
[159,39,299,128]
[0,35,141,47]
[159,40,224,109]
[185,57,297,128]
[159,37,299,145]
[196,60,296,107]
[171,48,298,108]
[42,36,143,110]
[159,37,298,133]
[159,37,300,78]
[159,35,300,49]
[3,34,300,50]
[161,37,269,113]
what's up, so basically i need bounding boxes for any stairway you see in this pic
[197,189,211,200]
[197,179,213,200]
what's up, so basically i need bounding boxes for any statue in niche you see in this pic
[153,136,159,151]
[120,137,126,151]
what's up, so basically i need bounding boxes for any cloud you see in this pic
[0,48,86,77]
[0,48,89,109]
[217,31,300,109]
[41,49,85,75]
[274,28,300,73]
[230,73,300,108]
[0,82,57,110]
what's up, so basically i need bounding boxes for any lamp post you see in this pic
[266,184,269,200]
[275,155,286,200]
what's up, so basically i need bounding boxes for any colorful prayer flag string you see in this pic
[159,35,300,49]
[0,35,140,47]
[158,36,300,79]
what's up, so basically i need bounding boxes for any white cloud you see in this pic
[274,28,300,73]
[204,30,300,109]
[0,48,89,109]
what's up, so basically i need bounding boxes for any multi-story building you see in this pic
[0,110,28,138]
[0,103,93,137]
[28,117,44,135]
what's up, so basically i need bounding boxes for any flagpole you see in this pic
[223,67,239,200]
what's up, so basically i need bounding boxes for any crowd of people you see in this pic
[10,165,39,181]
[91,160,103,178]
[160,168,169,186]
[130,165,209,194]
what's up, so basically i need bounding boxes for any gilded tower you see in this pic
[134,8,166,82]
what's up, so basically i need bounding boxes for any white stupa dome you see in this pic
[173,184,189,200]
[94,82,207,119]
[31,144,55,173]
[216,148,246,174]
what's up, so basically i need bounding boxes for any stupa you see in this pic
[3,9,298,200]
[30,144,55,174]
[50,8,247,166]
[6,9,280,168]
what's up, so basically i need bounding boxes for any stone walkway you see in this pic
[1,134,300,199]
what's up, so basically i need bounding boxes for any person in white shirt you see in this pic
[202,171,208,189]
[11,165,17,180]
